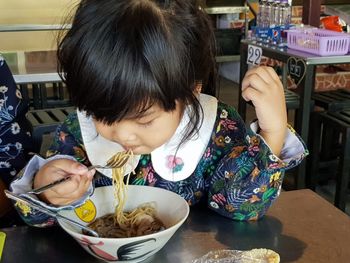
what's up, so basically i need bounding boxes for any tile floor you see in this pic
[217,76,350,215]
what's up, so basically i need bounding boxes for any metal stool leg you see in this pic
[307,112,322,190]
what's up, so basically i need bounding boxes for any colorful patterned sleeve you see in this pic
[12,113,90,227]
[207,103,308,221]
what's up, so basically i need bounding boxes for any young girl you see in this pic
[10,0,307,226]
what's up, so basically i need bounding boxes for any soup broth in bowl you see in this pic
[57,185,189,262]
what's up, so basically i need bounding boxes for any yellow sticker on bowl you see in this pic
[74,199,96,222]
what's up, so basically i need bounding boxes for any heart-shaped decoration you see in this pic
[287,57,306,87]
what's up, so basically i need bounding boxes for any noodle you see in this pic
[86,151,165,238]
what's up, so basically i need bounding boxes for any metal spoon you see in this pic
[4,190,99,237]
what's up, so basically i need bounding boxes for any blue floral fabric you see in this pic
[0,55,33,187]
[15,100,307,226]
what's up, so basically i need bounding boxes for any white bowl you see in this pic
[57,185,189,262]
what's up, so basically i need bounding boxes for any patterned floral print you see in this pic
[166,155,184,173]
[16,100,307,226]
[0,55,33,186]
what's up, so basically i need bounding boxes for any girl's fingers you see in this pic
[244,66,273,80]
[242,66,282,93]
[242,86,262,104]
[51,174,80,195]
[242,73,269,95]
[50,172,93,204]
[264,66,282,83]
[242,67,272,92]
[35,159,94,205]
[53,159,88,175]
[264,67,284,93]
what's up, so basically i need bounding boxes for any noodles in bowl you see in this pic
[57,185,189,262]
[84,151,165,238]
[85,202,165,238]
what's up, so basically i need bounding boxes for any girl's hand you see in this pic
[241,66,287,156]
[33,159,95,206]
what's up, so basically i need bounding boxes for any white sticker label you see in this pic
[247,45,262,66]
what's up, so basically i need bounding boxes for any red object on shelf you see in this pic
[321,16,343,32]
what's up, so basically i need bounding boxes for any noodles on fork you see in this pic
[86,150,165,238]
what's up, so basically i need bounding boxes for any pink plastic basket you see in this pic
[287,29,350,56]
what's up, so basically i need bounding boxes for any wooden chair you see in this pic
[308,109,350,211]
[25,107,76,153]
[308,89,350,189]
[312,89,350,113]
[19,82,72,110]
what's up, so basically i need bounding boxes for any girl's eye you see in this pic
[138,120,153,127]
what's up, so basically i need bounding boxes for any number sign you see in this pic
[247,45,262,66]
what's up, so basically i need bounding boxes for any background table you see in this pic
[1,189,350,263]
[2,50,60,84]
[239,39,350,189]
[1,50,69,109]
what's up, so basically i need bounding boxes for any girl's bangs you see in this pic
[89,70,176,125]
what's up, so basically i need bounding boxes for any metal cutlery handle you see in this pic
[27,176,71,195]
[29,163,115,195]
[87,165,106,170]
[4,190,99,237]
[27,153,130,195]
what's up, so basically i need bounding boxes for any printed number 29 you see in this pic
[247,45,262,66]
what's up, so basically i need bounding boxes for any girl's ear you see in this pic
[194,80,202,94]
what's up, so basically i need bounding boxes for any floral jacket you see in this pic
[12,100,307,226]
[0,55,33,187]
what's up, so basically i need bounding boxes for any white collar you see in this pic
[77,93,218,181]
[76,112,141,178]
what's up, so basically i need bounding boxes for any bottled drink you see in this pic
[279,0,291,27]
[255,0,268,43]
[270,0,281,46]
[278,0,292,48]
[265,0,274,28]
[273,0,280,27]
[265,0,275,44]
[256,0,267,28]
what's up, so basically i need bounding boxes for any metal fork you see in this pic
[4,190,99,237]
[87,150,131,171]
[27,150,131,195]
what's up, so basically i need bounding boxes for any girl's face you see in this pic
[93,101,183,155]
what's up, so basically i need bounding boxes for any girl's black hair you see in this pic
[58,0,217,143]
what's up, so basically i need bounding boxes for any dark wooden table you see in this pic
[1,189,350,263]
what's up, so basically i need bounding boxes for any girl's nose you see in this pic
[115,128,137,143]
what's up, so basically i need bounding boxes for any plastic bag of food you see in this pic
[320,16,343,32]
[192,248,280,263]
